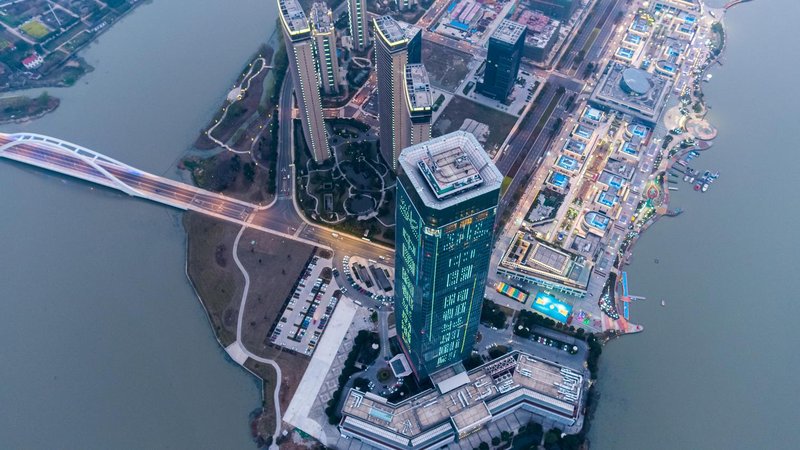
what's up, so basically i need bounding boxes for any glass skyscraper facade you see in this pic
[478,20,526,101]
[394,132,502,378]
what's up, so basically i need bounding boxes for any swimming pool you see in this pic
[532,292,573,323]
[548,172,570,188]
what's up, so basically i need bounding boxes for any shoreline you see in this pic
[613,2,729,304]
[0,2,145,95]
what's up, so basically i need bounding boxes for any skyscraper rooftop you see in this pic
[278,0,310,35]
[492,19,526,45]
[309,2,333,34]
[404,64,432,112]
[398,131,502,208]
[374,15,420,46]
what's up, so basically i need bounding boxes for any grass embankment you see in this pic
[184,212,313,443]
[0,92,59,123]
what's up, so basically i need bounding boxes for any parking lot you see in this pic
[341,255,394,305]
[270,255,342,356]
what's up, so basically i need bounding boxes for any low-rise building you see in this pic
[339,352,586,449]
[22,53,43,70]
[498,232,592,297]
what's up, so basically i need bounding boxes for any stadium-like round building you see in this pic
[620,68,652,96]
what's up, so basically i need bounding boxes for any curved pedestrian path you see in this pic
[228,222,282,449]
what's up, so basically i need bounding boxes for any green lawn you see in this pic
[20,20,50,40]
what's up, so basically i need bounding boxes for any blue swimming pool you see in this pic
[549,172,569,188]
[532,292,573,323]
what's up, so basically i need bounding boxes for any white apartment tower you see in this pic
[348,0,370,52]
[374,15,422,169]
[278,0,331,162]
[310,2,341,95]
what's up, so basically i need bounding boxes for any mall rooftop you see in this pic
[399,131,502,208]
[339,352,585,449]
[405,64,433,112]
[278,0,310,35]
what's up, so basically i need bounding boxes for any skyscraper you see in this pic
[477,20,526,101]
[394,131,502,378]
[374,15,421,169]
[310,2,341,95]
[403,64,433,147]
[278,0,331,162]
[347,0,370,52]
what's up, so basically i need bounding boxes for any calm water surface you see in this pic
[0,1,277,448]
[589,1,800,449]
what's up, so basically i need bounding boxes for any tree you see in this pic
[478,442,489,450]
[491,436,501,446]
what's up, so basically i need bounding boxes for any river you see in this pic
[589,1,800,448]
[0,1,277,448]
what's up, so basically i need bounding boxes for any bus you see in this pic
[496,282,529,304]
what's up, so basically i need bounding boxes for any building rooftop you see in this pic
[399,131,502,209]
[491,19,526,45]
[309,2,334,34]
[374,15,419,46]
[278,0,310,36]
[405,64,433,112]
[515,11,559,49]
[340,352,584,447]
[589,61,671,124]
[500,232,593,292]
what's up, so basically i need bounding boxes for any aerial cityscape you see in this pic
[0,0,795,449]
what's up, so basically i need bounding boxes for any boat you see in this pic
[701,183,709,192]
[668,186,678,191]
[661,300,666,307]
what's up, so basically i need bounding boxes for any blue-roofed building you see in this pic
[563,139,586,158]
[582,106,603,125]
[571,124,594,142]
[547,171,570,189]
[623,33,642,47]
[556,155,580,173]
[615,46,635,62]
[596,190,619,208]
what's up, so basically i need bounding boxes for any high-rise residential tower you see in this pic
[278,0,331,162]
[394,131,502,378]
[402,64,433,147]
[310,2,341,95]
[348,0,370,52]
[374,15,421,169]
[477,20,526,101]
